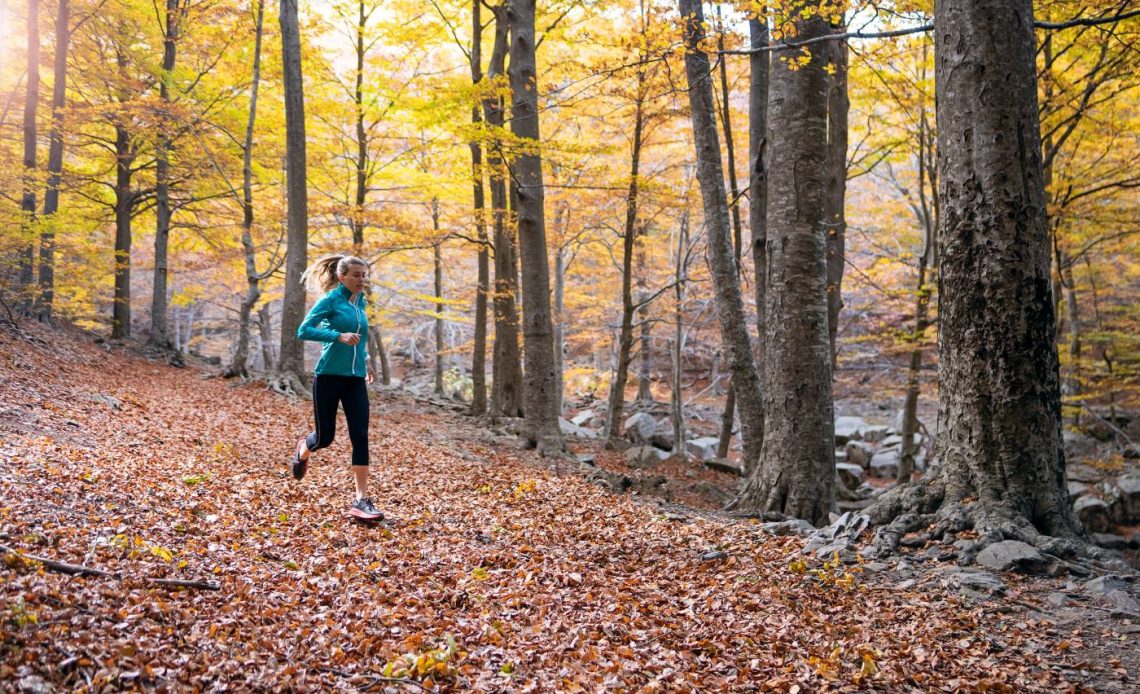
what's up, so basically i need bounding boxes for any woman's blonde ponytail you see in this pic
[300,254,368,293]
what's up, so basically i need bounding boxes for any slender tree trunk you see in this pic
[111,122,133,340]
[276,0,308,387]
[432,200,445,397]
[485,3,522,418]
[898,105,937,484]
[636,240,652,403]
[678,0,764,473]
[508,0,562,452]
[605,82,645,445]
[350,0,369,253]
[18,0,41,314]
[35,0,70,323]
[150,0,182,348]
[715,7,744,459]
[552,203,568,415]
[731,2,835,524]
[257,303,275,370]
[369,323,390,384]
[671,200,690,456]
[468,0,489,415]
[225,0,265,378]
[872,0,1082,542]
[824,31,849,367]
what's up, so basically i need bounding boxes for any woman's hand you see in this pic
[338,332,361,346]
[366,366,376,384]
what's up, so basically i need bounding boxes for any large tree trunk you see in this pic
[275,0,308,390]
[870,0,1082,544]
[730,3,835,524]
[257,303,275,370]
[485,3,523,418]
[18,0,41,314]
[507,0,562,453]
[150,0,183,348]
[224,0,265,379]
[824,31,848,367]
[36,0,70,323]
[468,0,489,415]
[111,122,133,339]
[748,15,769,384]
[678,0,764,473]
[604,81,644,446]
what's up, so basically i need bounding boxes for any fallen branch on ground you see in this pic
[0,543,220,590]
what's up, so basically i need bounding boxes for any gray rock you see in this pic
[815,540,852,558]
[689,480,731,504]
[760,519,816,537]
[577,453,596,467]
[836,462,865,490]
[1074,495,1111,533]
[570,409,595,426]
[1063,430,1098,460]
[1091,533,1137,550]
[880,434,903,449]
[896,579,917,590]
[1112,474,1140,524]
[863,425,890,443]
[845,440,874,468]
[1067,481,1089,500]
[685,436,721,462]
[869,448,900,479]
[1106,589,1140,613]
[559,417,597,439]
[975,540,1049,574]
[945,570,1008,595]
[625,445,667,468]
[1066,463,1103,483]
[834,416,868,445]
[623,412,657,444]
[650,431,675,452]
[1123,444,1140,459]
[1082,575,1131,596]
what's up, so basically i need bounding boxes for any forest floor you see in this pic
[1,319,1138,693]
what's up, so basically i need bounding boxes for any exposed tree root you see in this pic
[1,544,220,590]
[864,476,1130,573]
[268,372,308,398]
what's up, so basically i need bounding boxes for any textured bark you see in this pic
[18,0,41,314]
[748,16,769,379]
[922,0,1080,538]
[225,0,265,379]
[36,0,71,323]
[552,203,568,415]
[731,3,835,525]
[111,121,134,340]
[678,0,764,472]
[468,0,489,415]
[276,0,308,385]
[508,0,562,452]
[715,10,745,460]
[256,303,275,371]
[824,32,848,367]
[605,83,644,446]
[149,0,183,348]
[351,0,369,253]
[485,4,523,418]
[671,201,691,455]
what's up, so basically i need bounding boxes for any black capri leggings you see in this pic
[305,374,369,466]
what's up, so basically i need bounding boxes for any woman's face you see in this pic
[340,264,369,294]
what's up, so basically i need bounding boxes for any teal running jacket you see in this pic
[297,284,370,377]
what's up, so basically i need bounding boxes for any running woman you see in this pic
[292,254,383,520]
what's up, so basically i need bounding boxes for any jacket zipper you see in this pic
[351,293,361,377]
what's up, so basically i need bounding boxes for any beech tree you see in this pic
[276,0,309,392]
[507,0,562,452]
[869,0,1084,545]
[677,0,764,472]
[730,1,837,525]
